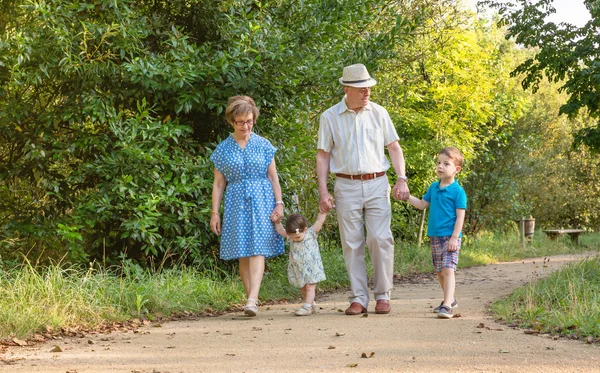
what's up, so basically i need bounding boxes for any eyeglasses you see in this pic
[356,87,370,94]
[234,119,254,127]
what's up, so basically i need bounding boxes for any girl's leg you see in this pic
[300,285,307,302]
[304,283,316,305]
[441,268,455,307]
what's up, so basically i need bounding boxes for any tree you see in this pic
[481,0,600,152]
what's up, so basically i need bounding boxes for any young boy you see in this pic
[406,147,467,319]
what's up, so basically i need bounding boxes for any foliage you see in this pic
[481,0,600,152]
[0,0,417,264]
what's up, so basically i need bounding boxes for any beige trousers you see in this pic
[334,175,394,308]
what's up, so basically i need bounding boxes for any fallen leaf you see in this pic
[524,330,540,335]
[50,345,63,352]
[226,353,235,356]
[87,340,95,345]
[337,309,344,312]
[347,363,358,367]
[12,338,28,347]
[328,346,336,349]
[361,314,368,318]
[360,352,375,358]
[252,327,262,331]
[335,332,345,337]
[499,349,509,353]
[476,323,485,328]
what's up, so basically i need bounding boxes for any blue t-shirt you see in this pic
[423,180,467,237]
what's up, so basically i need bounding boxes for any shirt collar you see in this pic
[337,96,372,115]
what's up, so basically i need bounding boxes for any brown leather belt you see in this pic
[336,171,386,181]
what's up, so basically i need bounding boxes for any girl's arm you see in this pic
[312,212,327,234]
[407,195,429,210]
[274,222,287,238]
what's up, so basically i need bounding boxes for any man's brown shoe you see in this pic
[375,300,391,314]
[345,302,367,315]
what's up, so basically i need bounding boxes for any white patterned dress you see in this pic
[287,227,326,287]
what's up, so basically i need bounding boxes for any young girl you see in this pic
[274,212,327,316]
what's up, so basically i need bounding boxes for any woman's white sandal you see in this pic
[244,298,259,317]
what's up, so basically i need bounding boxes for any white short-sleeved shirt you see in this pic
[317,97,400,174]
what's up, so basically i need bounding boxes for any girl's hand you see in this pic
[210,213,221,235]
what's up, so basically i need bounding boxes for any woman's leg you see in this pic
[239,257,251,297]
[245,255,265,302]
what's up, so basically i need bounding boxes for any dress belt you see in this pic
[335,171,386,181]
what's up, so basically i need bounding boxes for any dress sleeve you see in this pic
[263,138,277,165]
[209,142,226,175]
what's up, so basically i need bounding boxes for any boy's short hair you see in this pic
[285,213,308,234]
[439,147,464,168]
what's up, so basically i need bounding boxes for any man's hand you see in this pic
[319,191,335,213]
[392,180,410,201]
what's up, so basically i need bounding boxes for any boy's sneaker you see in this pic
[433,299,457,313]
[437,305,453,319]
[294,305,313,316]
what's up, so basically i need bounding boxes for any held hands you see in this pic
[318,192,335,213]
[270,203,284,223]
[392,179,410,201]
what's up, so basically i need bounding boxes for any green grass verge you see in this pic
[492,255,600,339]
[0,231,598,339]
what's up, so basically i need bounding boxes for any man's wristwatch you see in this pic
[398,175,408,182]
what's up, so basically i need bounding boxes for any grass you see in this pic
[0,230,598,339]
[492,255,600,340]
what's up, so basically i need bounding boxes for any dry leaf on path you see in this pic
[50,345,63,352]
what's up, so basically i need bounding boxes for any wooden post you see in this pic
[417,208,426,247]
[519,217,525,248]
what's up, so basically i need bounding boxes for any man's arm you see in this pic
[317,149,335,212]
[387,140,410,200]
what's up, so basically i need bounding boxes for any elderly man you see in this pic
[317,63,409,315]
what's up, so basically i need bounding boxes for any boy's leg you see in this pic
[441,268,455,307]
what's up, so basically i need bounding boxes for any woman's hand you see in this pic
[210,213,221,235]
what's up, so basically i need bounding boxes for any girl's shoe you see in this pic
[244,298,259,317]
[294,305,313,316]
[311,302,318,314]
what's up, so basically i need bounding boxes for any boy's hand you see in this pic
[447,237,459,252]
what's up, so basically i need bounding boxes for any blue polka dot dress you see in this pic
[210,133,284,260]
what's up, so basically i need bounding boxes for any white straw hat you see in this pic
[339,64,377,88]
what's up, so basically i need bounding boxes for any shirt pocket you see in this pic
[366,128,383,150]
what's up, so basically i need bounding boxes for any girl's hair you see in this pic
[285,213,308,234]
[439,146,464,167]
[225,96,259,125]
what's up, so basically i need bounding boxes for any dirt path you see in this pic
[2,253,600,372]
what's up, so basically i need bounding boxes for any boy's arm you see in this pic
[407,195,430,210]
[312,212,327,233]
[447,208,466,252]
[274,222,288,238]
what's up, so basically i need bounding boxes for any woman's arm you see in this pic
[267,159,284,220]
[211,168,227,235]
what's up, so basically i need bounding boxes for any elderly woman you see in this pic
[210,95,285,317]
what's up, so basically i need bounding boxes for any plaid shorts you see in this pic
[430,236,461,272]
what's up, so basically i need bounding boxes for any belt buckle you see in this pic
[360,173,371,181]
